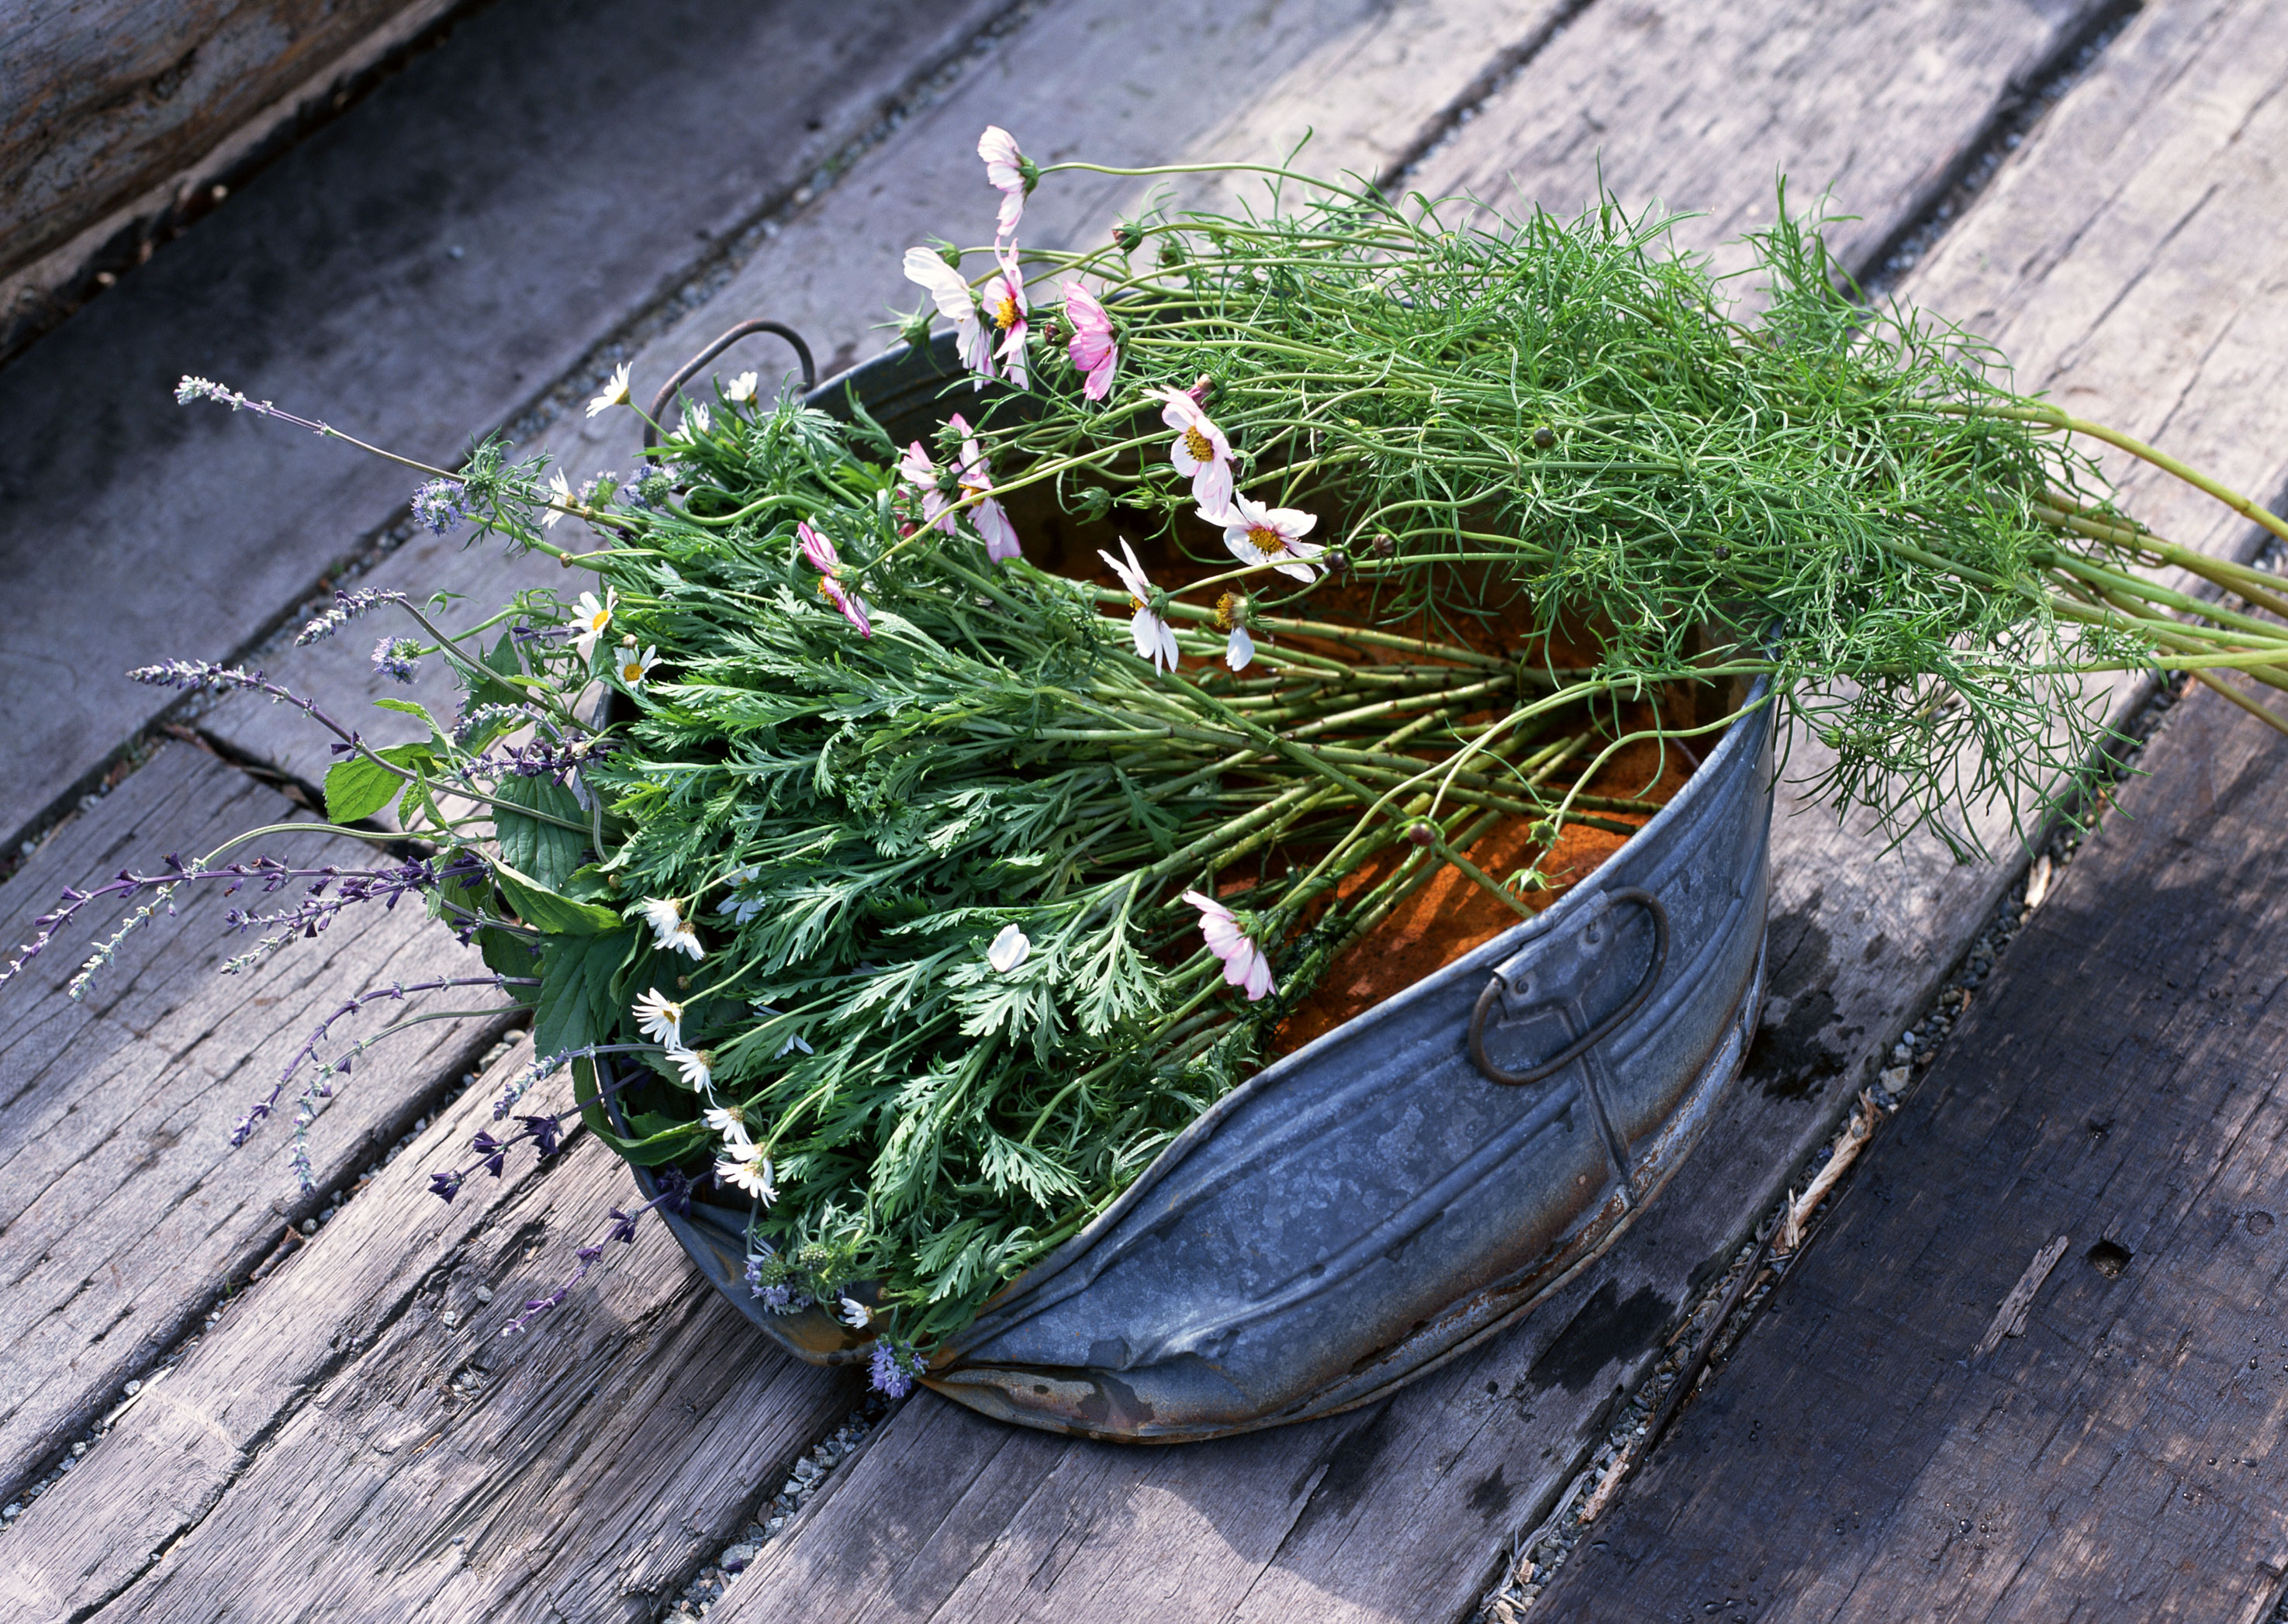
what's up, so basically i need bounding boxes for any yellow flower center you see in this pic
[994,294,1021,330]
[1183,425,1215,462]
[1246,525,1285,558]
[1212,592,1242,632]
[622,661,645,682]
[588,609,611,632]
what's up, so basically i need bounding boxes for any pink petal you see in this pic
[973,496,1022,563]
[797,521,838,575]
[1239,944,1275,1001]
[1082,353,1117,402]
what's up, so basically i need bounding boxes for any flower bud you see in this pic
[1372,532,1395,559]
[935,242,963,270]
[1325,548,1350,576]
[1532,425,1557,450]
[1114,221,1146,254]
[899,309,935,352]
[1405,821,1436,848]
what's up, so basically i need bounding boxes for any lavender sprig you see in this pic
[215,849,494,977]
[296,588,410,647]
[130,660,361,745]
[233,970,537,1149]
[499,1166,707,1336]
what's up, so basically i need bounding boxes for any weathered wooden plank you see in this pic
[0,0,451,279]
[0,0,1014,853]
[1528,680,2288,1622]
[0,741,511,1510]
[0,1036,860,1623]
[1411,0,2128,278]
[0,0,465,361]
[199,0,1581,793]
[693,6,2188,1623]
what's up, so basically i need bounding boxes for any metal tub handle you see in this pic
[1468,887,1670,1086]
[641,318,817,458]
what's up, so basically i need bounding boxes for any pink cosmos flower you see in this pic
[1154,387,1235,512]
[949,413,1021,562]
[899,441,959,535]
[1182,889,1275,1001]
[904,247,995,384]
[1209,493,1324,583]
[980,248,1030,391]
[797,520,873,638]
[898,420,1021,562]
[978,126,1030,241]
[1097,538,1180,672]
[1062,282,1118,402]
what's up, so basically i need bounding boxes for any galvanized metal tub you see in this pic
[617,327,1778,1440]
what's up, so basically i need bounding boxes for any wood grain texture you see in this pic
[0,742,513,1511]
[1408,0,2120,278]
[0,0,456,279]
[0,0,1013,853]
[0,1037,860,1624]
[198,0,1579,796]
[1529,685,2288,1623]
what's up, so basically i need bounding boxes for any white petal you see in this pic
[1225,627,1254,672]
[987,924,1032,973]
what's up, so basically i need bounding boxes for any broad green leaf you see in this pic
[322,741,435,824]
[372,696,447,741]
[534,927,638,1058]
[492,774,589,891]
[493,860,624,935]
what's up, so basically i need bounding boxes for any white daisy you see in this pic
[542,468,572,529]
[586,361,633,419]
[717,1148,777,1204]
[573,586,617,662]
[670,1045,715,1090]
[838,1295,873,1329]
[726,371,759,404]
[683,402,711,437]
[632,986,684,1048]
[617,644,662,689]
[702,1104,753,1152]
[641,897,704,960]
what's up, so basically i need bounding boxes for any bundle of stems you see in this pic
[22,147,2288,1377]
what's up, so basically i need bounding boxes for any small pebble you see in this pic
[300,1218,318,1235]
[123,1380,141,1398]
[441,1310,459,1328]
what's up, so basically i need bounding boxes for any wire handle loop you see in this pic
[642,319,818,456]
[1467,887,1670,1087]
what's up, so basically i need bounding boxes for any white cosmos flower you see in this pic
[573,586,616,661]
[633,986,685,1048]
[979,125,1028,240]
[1181,888,1276,1001]
[1097,538,1179,672]
[1225,625,1256,672]
[1209,493,1324,584]
[670,1045,715,1090]
[617,644,662,688]
[641,897,705,961]
[838,1295,873,1329]
[904,247,995,383]
[542,468,572,529]
[987,923,1031,973]
[726,371,759,404]
[1155,386,1236,512]
[586,361,633,419]
[683,402,711,436]
[717,1148,777,1204]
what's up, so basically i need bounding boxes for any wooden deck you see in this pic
[5,1,2288,1618]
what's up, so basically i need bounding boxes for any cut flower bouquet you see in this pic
[15,128,2288,1416]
